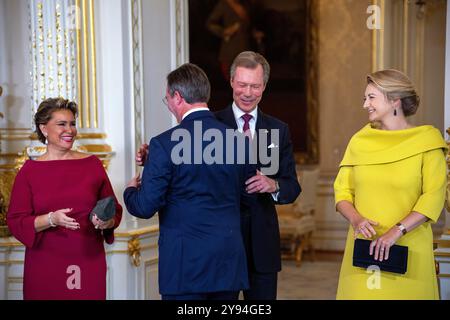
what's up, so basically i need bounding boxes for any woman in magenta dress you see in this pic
[7,97,122,300]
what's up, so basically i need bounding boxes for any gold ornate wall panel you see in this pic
[29,0,78,109]
[75,0,98,129]
[29,0,99,128]
[0,156,26,237]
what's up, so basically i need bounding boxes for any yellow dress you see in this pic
[334,124,448,300]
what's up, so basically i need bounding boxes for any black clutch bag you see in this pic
[353,238,408,274]
[89,196,116,222]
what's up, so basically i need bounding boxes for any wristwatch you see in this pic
[395,222,407,235]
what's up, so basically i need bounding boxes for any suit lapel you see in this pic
[219,105,238,129]
[255,110,274,173]
[255,109,265,131]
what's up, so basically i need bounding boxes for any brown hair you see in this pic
[367,69,420,117]
[230,51,270,85]
[34,97,78,144]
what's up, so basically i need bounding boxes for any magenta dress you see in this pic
[7,155,122,300]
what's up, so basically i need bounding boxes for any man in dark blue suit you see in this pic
[215,51,301,300]
[124,63,254,300]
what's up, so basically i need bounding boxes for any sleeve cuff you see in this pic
[271,191,280,202]
[412,205,441,223]
[335,194,354,206]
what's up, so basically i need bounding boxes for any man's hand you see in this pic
[245,170,277,194]
[127,172,141,188]
[136,143,149,166]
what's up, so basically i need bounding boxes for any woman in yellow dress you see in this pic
[334,69,447,299]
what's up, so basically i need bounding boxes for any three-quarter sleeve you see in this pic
[95,159,123,244]
[7,164,43,248]
[334,166,355,206]
[412,149,447,223]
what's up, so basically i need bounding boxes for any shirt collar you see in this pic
[232,102,258,122]
[182,107,210,120]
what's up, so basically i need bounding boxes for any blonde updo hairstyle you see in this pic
[367,69,420,117]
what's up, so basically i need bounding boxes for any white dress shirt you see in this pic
[182,107,210,121]
[232,102,258,138]
[231,103,279,201]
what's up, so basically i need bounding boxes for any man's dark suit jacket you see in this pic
[124,110,253,295]
[216,106,301,273]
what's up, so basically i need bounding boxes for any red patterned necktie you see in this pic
[241,113,253,138]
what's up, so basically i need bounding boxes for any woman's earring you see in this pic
[394,109,397,116]
[44,133,48,145]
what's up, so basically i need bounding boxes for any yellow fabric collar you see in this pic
[340,123,448,166]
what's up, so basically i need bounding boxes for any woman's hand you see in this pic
[51,208,80,230]
[351,215,378,239]
[91,214,115,230]
[370,227,403,261]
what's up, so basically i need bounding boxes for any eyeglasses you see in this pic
[162,96,168,106]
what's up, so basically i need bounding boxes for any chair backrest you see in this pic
[293,168,319,216]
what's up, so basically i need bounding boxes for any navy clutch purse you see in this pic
[89,196,116,222]
[353,238,408,274]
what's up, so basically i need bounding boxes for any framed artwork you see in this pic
[188,0,319,164]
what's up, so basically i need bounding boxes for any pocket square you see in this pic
[89,196,116,222]
[268,143,278,149]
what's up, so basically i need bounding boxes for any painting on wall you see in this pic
[188,0,319,164]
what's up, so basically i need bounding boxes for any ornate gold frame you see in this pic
[295,0,319,165]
